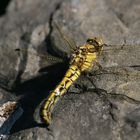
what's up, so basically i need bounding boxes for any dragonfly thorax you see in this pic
[86,37,103,54]
[70,37,104,71]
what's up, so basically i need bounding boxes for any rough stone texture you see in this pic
[0,0,140,140]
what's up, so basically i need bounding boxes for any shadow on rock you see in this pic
[0,0,11,16]
[10,62,68,134]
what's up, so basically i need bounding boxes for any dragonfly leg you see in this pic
[95,60,103,71]
[68,83,87,94]
[69,72,100,95]
[86,86,140,105]
[106,93,140,104]
[67,73,93,95]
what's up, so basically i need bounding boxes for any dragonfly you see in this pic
[15,23,140,125]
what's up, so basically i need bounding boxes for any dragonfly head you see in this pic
[86,37,104,54]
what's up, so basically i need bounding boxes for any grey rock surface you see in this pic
[0,0,140,140]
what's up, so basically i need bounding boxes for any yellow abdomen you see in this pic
[42,65,81,124]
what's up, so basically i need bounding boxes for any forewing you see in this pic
[49,21,77,59]
[99,44,140,68]
[90,44,140,102]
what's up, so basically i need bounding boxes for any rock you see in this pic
[0,0,140,140]
[0,101,23,140]
[0,89,23,140]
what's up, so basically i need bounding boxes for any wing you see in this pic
[89,44,140,80]
[15,42,140,73]
[100,44,140,68]
[14,22,79,74]
[15,29,140,78]
[86,44,140,104]
[48,21,78,59]
[52,22,77,51]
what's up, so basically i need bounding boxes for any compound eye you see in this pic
[87,39,93,44]
[87,38,99,47]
